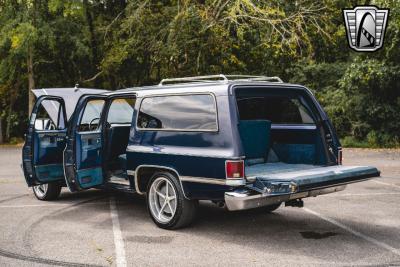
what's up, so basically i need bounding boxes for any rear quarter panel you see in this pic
[126,93,240,200]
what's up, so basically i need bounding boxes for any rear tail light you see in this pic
[338,147,342,165]
[226,160,244,179]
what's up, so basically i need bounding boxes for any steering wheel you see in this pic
[89,118,100,131]
[45,120,57,130]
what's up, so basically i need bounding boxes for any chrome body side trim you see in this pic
[126,146,242,159]
[133,167,246,198]
[180,176,225,185]
[180,176,246,186]
[225,185,347,211]
[271,124,317,130]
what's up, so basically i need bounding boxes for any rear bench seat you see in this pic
[238,120,271,166]
[238,120,318,165]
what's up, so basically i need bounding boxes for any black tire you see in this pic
[146,172,197,230]
[32,182,62,201]
[264,202,281,213]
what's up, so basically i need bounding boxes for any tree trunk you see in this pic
[28,0,36,115]
[28,45,35,114]
[83,0,99,86]
[0,118,3,144]
[5,103,12,142]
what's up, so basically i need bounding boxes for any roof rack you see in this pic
[158,74,283,86]
[224,75,283,83]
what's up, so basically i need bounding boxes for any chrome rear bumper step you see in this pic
[225,184,347,211]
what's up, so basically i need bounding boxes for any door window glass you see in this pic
[107,98,135,124]
[79,99,105,132]
[34,100,66,130]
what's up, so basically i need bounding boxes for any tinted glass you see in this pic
[107,98,135,124]
[237,96,314,124]
[79,99,105,131]
[34,100,65,130]
[138,94,217,131]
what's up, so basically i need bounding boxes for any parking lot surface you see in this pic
[0,146,399,266]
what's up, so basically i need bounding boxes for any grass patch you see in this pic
[341,136,370,148]
[341,136,400,148]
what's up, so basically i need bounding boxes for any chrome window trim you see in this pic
[34,163,63,167]
[108,123,132,127]
[135,92,219,132]
[77,130,102,135]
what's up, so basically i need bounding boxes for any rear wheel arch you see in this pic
[134,165,188,198]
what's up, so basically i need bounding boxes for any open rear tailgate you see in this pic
[245,164,380,194]
[225,164,380,211]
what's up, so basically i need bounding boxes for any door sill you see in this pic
[104,182,136,194]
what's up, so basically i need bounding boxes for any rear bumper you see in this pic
[225,177,370,211]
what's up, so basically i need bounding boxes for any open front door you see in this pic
[63,95,107,191]
[22,96,67,186]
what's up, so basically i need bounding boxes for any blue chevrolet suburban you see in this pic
[22,75,380,229]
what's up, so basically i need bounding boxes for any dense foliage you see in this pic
[0,0,399,147]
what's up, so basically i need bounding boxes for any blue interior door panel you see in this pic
[75,132,103,188]
[33,131,66,183]
[22,95,67,186]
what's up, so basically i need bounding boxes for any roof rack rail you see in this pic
[158,74,227,86]
[224,75,283,83]
[158,74,282,86]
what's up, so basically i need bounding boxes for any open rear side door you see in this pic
[22,96,67,186]
[63,95,108,192]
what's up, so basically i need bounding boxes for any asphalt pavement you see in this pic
[0,146,399,266]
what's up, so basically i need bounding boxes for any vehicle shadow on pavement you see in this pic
[39,190,400,265]
[118,194,400,264]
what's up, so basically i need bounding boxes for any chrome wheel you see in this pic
[148,177,177,224]
[33,184,48,198]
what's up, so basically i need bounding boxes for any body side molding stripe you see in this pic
[180,176,245,186]
[126,147,243,159]
[130,166,246,198]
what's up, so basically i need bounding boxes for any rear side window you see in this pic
[237,96,315,124]
[137,94,218,131]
